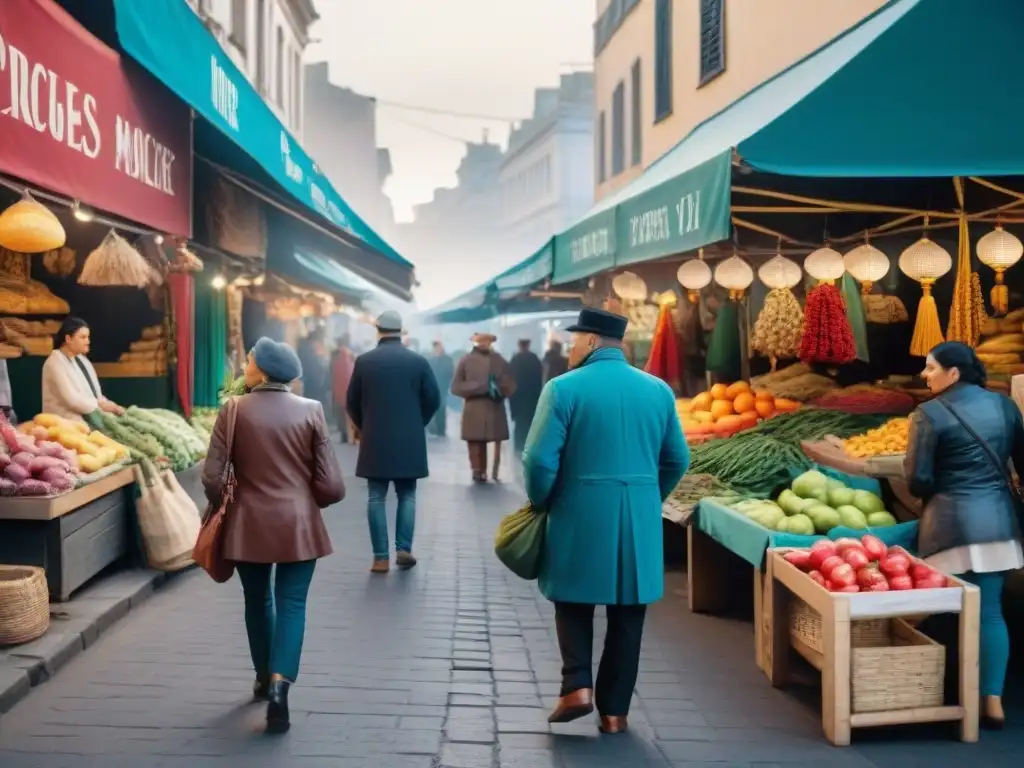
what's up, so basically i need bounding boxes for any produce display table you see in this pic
[0,467,136,601]
[763,549,980,746]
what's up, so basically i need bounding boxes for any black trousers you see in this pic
[554,602,647,716]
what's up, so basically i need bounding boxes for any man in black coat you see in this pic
[347,311,441,573]
[509,338,544,454]
[427,341,454,437]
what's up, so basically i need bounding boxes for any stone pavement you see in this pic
[0,433,1022,767]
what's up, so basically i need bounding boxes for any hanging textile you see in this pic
[799,283,856,365]
[841,273,870,363]
[644,304,682,392]
[167,273,194,416]
[706,301,741,382]
[194,278,227,408]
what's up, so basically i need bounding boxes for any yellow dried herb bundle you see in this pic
[79,230,158,288]
[751,288,804,360]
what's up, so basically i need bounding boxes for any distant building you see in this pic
[500,72,595,256]
[303,62,396,237]
[187,0,317,137]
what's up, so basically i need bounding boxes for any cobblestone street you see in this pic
[0,435,1021,767]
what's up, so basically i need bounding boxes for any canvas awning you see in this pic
[266,248,388,308]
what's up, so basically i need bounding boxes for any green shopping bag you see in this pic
[494,503,547,580]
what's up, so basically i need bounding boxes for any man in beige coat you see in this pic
[451,333,516,482]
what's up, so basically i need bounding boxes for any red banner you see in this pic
[0,0,192,237]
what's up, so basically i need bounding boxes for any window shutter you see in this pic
[699,0,726,85]
[654,0,673,121]
[630,59,642,166]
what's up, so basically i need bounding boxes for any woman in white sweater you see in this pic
[41,317,124,423]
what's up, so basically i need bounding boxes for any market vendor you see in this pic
[41,317,125,422]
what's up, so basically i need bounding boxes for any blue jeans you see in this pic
[367,479,416,559]
[236,560,316,682]
[960,571,1009,697]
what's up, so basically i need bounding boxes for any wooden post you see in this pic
[764,552,791,687]
[959,584,981,743]
[821,597,852,746]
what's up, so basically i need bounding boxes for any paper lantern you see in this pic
[976,224,1023,315]
[804,246,845,282]
[900,234,952,356]
[611,271,648,302]
[0,193,66,253]
[758,254,802,290]
[843,242,890,294]
[676,256,712,302]
[714,255,753,299]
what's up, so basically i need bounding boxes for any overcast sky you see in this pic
[308,1,593,306]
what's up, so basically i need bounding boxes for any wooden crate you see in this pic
[763,549,980,746]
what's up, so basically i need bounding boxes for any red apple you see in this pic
[909,563,935,581]
[856,565,885,589]
[914,573,949,590]
[808,540,839,572]
[867,580,890,592]
[860,535,888,562]
[888,574,913,591]
[843,549,871,570]
[784,550,813,571]
[819,555,845,580]
[808,570,826,588]
[830,563,857,587]
[879,553,911,577]
[834,538,864,555]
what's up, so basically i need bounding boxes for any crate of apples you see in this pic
[681,381,799,440]
[782,535,950,593]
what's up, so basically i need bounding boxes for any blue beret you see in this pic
[252,337,302,384]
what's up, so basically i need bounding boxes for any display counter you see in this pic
[0,467,136,601]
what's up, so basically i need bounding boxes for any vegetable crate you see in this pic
[763,549,980,746]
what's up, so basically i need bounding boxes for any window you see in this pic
[699,0,726,85]
[292,49,302,130]
[230,0,247,53]
[630,59,642,166]
[611,81,625,176]
[275,28,285,106]
[597,111,607,183]
[255,0,266,92]
[654,0,673,121]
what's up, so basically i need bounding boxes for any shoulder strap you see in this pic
[222,397,239,457]
[935,397,1014,485]
[73,357,100,399]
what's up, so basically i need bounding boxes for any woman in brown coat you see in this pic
[451,333,516,481]
[203,337,344,734]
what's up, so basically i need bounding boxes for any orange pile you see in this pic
[679,381,799,440]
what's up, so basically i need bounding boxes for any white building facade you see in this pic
[187,0,317,137]
[499,72,595,257]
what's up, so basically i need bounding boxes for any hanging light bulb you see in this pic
[676,248,712,302]
[714,253,754,301]
[71,200,94,222]
[976,223,1023,315]
[153,234,164,246]
[211,273,227,290]
[804,245,845,282]
[843,238,890,294]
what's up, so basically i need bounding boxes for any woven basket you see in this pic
[0,565,50,646]
[790,598,889,652]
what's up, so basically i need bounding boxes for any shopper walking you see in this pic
[347,311,441,573]
[542,338,568,382]
[330,334,357,442]
[508,338,543,454]
[522,308,689,734]
[452,332,515,482]
[905,341,1024,729]
[427,341,454,437]
[202,337,344,734]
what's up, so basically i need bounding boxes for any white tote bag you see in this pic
[132,463,201,571]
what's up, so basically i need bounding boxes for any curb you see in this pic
[0,567,187,718]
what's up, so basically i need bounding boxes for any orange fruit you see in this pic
[690,392,713,412]
[710,399,734,420]
[725,381,751,400]
[738,411,759,428]
[693,411,715,424]
[754,400,775,419]
[732,392,756,414]
[754,389,774,402]
[773,398,801,413]
[710,383,729,400]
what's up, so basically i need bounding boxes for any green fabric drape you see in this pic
[193,279,228,407]
[706,301,742,382]
[841,273,870,363]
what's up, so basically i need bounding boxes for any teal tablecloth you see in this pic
[694,464,919,567]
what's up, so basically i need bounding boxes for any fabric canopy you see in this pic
[107,0,415,298]
[267,247,388,306]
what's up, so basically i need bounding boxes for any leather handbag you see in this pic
[192,398,239,583]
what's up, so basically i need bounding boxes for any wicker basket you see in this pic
[790,598,889,652]
[0,565,50,646]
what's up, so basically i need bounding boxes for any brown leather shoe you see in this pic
[548,688,594,723]
[599,715,628,734]
[396,551,417,570]
[370,559,390,574]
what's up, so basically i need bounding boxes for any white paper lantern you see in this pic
[714,256,754,296]
[676,257,712,302]
[899,236,952,283]
[611,271,648,302]
[843,242,890,293]
[804,246,845,282]
[758,254,802,290]
[977,225,1023,270]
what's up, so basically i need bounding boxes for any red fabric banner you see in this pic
[0,0,192,237]
[168,273,194,417]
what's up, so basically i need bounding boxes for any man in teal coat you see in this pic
[522,307,690,734]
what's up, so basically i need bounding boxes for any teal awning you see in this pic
[109,0,412,277]
[267,247,387,305]
[551,210,616,284]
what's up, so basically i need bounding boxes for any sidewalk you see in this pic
[0,434,1020,767]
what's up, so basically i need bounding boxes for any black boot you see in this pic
[253,675,269,701]
[266,679,291,734]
